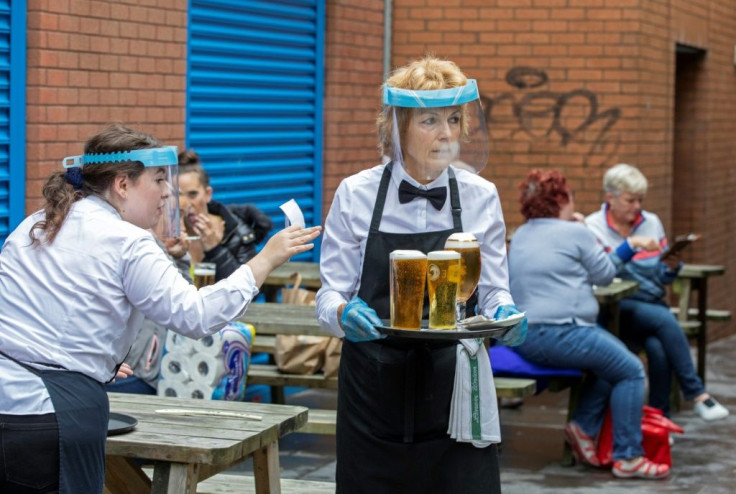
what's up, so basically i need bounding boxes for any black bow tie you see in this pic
[398,180,447,211]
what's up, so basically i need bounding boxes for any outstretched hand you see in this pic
[247,225,322,286]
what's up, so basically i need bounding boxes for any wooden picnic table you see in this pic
[593,279,639,338]
[104,392,307,494]
[240,302,536,402]
[676,264,726,382]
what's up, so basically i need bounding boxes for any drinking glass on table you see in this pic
[444,233,481,324]
[192,262,216,289]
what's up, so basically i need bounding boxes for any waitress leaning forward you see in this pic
[316,56,528,493]
[0,124,321,493]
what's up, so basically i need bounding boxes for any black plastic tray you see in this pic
[375,320,511,340]
[108,412,138,436]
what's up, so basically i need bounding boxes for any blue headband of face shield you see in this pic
[61,146,179,169]
[382,79,479,108]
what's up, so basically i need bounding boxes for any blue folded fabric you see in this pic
[488,346,581,394]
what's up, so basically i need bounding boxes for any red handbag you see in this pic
[596,405,684,467]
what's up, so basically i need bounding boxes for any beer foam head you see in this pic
[427,250,461,260]
[445,232,479,249]
[194,267,216,276]
[390,250,427,260]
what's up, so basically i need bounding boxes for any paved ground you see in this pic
[232,334,736,492]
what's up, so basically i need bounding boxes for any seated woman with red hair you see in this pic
[508,169,669,479]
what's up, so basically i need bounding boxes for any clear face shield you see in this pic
[62,146,181,239]
[382,79,489,182]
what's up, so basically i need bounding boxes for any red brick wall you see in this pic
[321,0,386,217]
[25,0,187,212]
[668,0,736,339]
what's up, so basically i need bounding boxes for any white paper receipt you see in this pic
[279,199,306,228]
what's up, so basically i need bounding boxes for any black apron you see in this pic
[1,351,109,494]
[336,163,500,494]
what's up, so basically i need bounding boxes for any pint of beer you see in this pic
[390,250,427,329]
[427,250,461,329]
[193,262,216,289]
[444,233,481,303]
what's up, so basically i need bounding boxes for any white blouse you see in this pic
[316,163,515,337]
[0,196,259,414]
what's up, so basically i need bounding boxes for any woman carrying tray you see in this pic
[315,55,526,493]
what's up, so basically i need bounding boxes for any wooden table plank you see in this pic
[264,262,322,289]
[240,303,323,336]
[678,264,725,278]
[107,394,307,464]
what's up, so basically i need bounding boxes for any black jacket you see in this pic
[202,201,273,281]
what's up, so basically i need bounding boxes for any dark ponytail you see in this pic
[29,123,163,245]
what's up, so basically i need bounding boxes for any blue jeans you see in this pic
[105,376,156,395]
[619,298,706,409]
[642,337,673,415]
[516,323,645,461]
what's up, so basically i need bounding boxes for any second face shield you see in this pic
[382,79,489,181]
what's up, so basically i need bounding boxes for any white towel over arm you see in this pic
[448,338,501,447]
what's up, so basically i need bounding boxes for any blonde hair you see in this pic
[603,163,648,196]
[377,55,469,157]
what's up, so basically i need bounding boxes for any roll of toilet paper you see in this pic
[158,379,191,398]
[165,331,196,356]
[192,324,253,357]
[160,351,191,383]
[187,353,226,387]
[182,380,215,400]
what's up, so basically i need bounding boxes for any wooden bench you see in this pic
[197,473,335,494]
[247,363,537,402]
[140,470,335,494]
[670,307,731,322]
[248,363,535,437]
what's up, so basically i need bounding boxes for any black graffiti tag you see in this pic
[482,67,621,166]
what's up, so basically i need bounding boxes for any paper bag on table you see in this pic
[274,272,339,375]
[274,334,327,375]
[322,335,342,378]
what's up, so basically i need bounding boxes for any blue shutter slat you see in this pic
[190,87,316,101]
[190,71,315,88]
[0,0,24,249]
[189,53,315,74]
[192,40,316,61]
[191,117,315,129]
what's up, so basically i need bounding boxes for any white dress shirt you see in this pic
[0,196,259,414]
[316,163,514,337]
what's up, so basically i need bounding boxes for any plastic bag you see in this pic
[596,405,683,467]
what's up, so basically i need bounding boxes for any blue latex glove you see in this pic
[340,296,385,342]
[493,304,528,347]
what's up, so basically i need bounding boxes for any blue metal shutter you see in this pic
[187,0,325,260]
[0,0,25,249]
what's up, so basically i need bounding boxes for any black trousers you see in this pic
[0,413,59,494]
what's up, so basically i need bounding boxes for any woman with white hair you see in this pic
[585,163,728,422]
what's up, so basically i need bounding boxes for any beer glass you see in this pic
[193,262,216,289]
[427,250,461,329]
[444,233,481,323]
[390,250,427,329]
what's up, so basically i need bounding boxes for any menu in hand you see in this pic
[660,233,700,260]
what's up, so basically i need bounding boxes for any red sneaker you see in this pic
[564,422,601,467]
[612,457,670,479]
